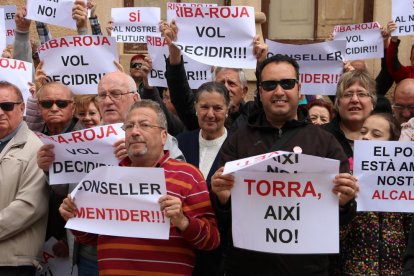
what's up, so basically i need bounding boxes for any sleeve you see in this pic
[70,230,98,246]
[141,87,185,136]
[179,166,220,251]
[89,16,103,35]
[403,216,414,275]
[165,57,199,131]
[386,39,410,83]
[13,30,32,64]
[25,96,45,132]
[375,49,394,96]
[0,143,48,240]
[36,22,52,44]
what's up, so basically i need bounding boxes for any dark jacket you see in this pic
[211,108,355,276]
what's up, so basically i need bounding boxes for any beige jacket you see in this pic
[0,122,48,267]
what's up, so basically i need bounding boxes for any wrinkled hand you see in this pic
[37,144,55,171]
[332,173,359,206]
[159,20,178,46]
[113,138,127,161]
[211,167,234,205]
[343,59,355,73]
[35,61,48,92]
[72,0,88,30]
[253,35,268,64]
[159,194,189,231]
[59,194,77,221]
[52,240,69,258]
[15,6,31,32]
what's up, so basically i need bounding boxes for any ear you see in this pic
[133,93,140,102]
[20,102,25,114]
[161,129,168,146]
[297,82,302,99]
[242,86,248,97]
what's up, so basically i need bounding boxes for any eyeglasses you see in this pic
[97,91,135,101]
[0,102,22,111]
[130,63,143,69]
[38,100,73,109]
[260,79,297,91]
[393,104,414,111]
[341,92,371,99]
[122,121,164,132]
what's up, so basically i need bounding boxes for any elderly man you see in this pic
[59,100,220,275]
[210,54,358,275]
[393,78,414,125]
[0,81,48,276]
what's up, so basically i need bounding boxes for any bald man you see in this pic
[393,78,414,125]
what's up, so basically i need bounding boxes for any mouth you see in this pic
[271,98,288,104]
[348,107,362,112]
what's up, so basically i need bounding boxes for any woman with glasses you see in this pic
[324,70,377,171]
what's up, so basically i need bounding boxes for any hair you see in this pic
[194,81,231,107]
[212,67,248,88]
[130,54,146,64]
[258,54,300,83]
[373,96,392,114]
[0,81,23,102]
[368,112,401,141]
[334,70,377,111]
[99,71,138,94]
[37,82,74,100]
[305,98,335,121]
[126,99,167,129]
[393,78,414,101]
[74,94,100,115]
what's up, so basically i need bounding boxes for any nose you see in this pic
[206,107,215,117]
[350,93,360,102]
[361,133,371,140]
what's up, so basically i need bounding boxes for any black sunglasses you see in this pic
[39,100,73,109]
[0,102,22,111]
[260,79,298,91]
[130,62,143,69]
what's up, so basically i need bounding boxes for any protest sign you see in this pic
[266,40,345,95]
[333,22,383,60]
[36,124,124,185]
[174,6,256,69]
[36,237,77,276]
[166,2,217,22]
[38,35,119,94]
[111,7,161,43]
[392,0,414,36]
[0,5,16,45]
[66,166,170,239]
[223,150,340,175]
[147,36,212,89]
[0,58,33,106]
[0,8,5,54]
[26,0,78,30]
[232,170,339,254]
[354,140,414,212]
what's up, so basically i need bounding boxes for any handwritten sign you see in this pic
[333,22,383,60]
[36,124,124,185]
[266,40,345,95]
[66,166,170,239]
[38,35,119,94]
[354,140,414,212]
[174,6,256,69]
[27,0,79,30]
[111,7,161,43]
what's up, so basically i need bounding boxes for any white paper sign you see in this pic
[266,40,345,95]
[174,6,256,69]
[392,0,414,36]
[36,237,77,276]
[0,8,5,54]
[147,36,212,89]
[66,166,170,239]
[38,35,119,94]
[354,140,414,212]
[223,151,340,176]
[232,171,339,254]
[26,0,78,30]
[0,58,33,106]
[333,22,384,60]
[111,7,161,43]
[36,124,124,185]
[166,2,217,22]
[0,5,16,45]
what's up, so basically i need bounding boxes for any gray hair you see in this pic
[37,82,74,100]
[212,67,248,88]
[126,99,167,129]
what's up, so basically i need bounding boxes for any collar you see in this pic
[119,150,171,167]
[0,122,23,149]
[42,117,79,135]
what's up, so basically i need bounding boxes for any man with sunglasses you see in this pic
[393,78,414,125]
[0,81,48,276]
[210,54,358,275]
[129,54,146,97]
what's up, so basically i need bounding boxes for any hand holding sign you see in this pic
[211,166,235,205]
[37,144,55,172]
[72,0,87,31]
[59,194,77,221]
[15,6,30,32]
[159,194,189,231]
[332,173,359,206]
[253,35,268,63]
[388,21,398,42]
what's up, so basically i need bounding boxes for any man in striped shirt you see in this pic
[60,100,220,275]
